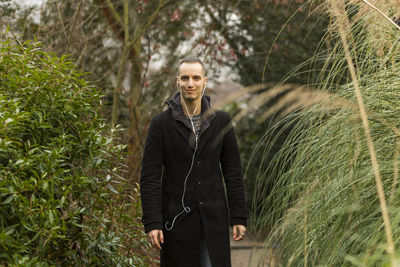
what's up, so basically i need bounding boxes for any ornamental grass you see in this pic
[249,1,400,266]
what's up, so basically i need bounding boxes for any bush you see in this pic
[0,35,151,266]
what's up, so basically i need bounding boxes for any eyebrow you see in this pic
[180,75,202,78]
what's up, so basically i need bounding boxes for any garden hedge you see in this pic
[0,35,151,266]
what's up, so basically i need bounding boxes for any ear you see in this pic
[203,76,207,84]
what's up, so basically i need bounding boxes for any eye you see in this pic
[181,76,189,81]
[193,76,201,81]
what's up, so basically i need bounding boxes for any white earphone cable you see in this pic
[165,82,207,231]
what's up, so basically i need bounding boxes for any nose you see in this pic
[187,78,194,87]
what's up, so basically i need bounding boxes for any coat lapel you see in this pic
[197,128,212,155]
[167,91,216,152]
[196,109,216,155]
[171,119,196,149]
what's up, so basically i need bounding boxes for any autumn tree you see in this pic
[1,0,221,182]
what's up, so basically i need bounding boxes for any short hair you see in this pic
[178,56,206,76]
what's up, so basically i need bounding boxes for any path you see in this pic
[148,233,275,266]
[230,236,273,267]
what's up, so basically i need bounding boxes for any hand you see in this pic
[148,229,164,249]
[232,224,246,241]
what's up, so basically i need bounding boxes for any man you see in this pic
[140,57,248,267]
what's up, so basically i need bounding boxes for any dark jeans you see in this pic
[200,229,212,267]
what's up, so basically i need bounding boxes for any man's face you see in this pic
[177,62,207,102]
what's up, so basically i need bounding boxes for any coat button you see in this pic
[197,181,201,185]
[199,201,203,206]
[197,160,200,164]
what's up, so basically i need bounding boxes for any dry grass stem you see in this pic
[229,84,308,123]
[330,0,396,265]
[303,199,308,267]
[360,0,400,31]
[213,83,273,110]
[257,89,353,123]
[389,144,399,205]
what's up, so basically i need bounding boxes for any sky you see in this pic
[7,0,44,23]
[11,0,43,5]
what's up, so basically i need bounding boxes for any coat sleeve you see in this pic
[220,114,248,226]
[140,117,164,233]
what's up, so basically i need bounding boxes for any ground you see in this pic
[230,233,273,267]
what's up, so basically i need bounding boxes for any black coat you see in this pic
[140,92,248,267]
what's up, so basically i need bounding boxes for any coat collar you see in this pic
[165,91,216,150]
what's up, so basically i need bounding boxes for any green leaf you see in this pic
[42,182,48,191]
[107,184,118,194]
[49,211,54,224]
[3,194,15,204]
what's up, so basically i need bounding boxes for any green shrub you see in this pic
[0,35,151,266]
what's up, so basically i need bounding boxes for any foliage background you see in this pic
[3,0,398,266]
[0,36,153,265]
[0,0,331,264]
[249,1,400,266]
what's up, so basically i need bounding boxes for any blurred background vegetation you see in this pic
[1,0,399,266]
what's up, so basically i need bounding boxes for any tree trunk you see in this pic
[127,41,144,183]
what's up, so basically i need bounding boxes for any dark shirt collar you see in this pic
[165,91,216,134]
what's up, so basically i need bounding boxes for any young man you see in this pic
[140,57,248,267]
